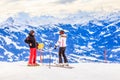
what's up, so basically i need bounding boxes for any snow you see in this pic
[80,34,86,40]
[91,54,101,57]
[87,42,94,49]
[87,29,95,34]
[104,33,111,37]
[75,49,85,53]
[112,48,120,52]
[1,36,28,50]
[92,20,104,26]
[99,31,106,36]
[41,34,47,38]
[69,54,102,62]
[0,62,120,80]
[106,20,120,29]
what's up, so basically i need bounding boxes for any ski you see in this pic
[47,64,74,69]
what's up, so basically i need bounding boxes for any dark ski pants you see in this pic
[28,48,37,64]
[59,47,68,63]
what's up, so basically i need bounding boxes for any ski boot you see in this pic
[63,63,69,66]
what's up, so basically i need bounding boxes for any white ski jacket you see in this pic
[56,34,67,47]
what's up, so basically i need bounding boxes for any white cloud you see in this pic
[0,0,120,22]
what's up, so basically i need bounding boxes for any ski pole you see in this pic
[40,49,42,63]
[104,49,107,63]
[49,44,52,69]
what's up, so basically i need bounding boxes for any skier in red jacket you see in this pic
[25,30,39,66]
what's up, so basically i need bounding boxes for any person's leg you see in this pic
[32,48,39,66]
[33,48,37,64]
[28,48,34,65]
[62,47,68,63]
[59,47,63,63]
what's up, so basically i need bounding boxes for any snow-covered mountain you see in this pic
[0,11,120,63]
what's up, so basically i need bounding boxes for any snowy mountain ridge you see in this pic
[0,11,120,63]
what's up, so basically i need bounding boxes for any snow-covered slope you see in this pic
[0,11,120,63]
[0,62,120,80]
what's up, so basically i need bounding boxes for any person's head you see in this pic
[59,30,64,35]
[29,30,35,36]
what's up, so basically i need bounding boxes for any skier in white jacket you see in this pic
[55,30,68,66]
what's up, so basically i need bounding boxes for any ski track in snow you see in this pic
[0,62,120,80]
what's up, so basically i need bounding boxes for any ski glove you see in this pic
[54,45,57,49]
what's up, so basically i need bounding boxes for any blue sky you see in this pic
[0,0,120,22]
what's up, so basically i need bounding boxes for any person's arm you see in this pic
[54,36,60,49]
[36,42,38,48]
[25,36,30,44]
